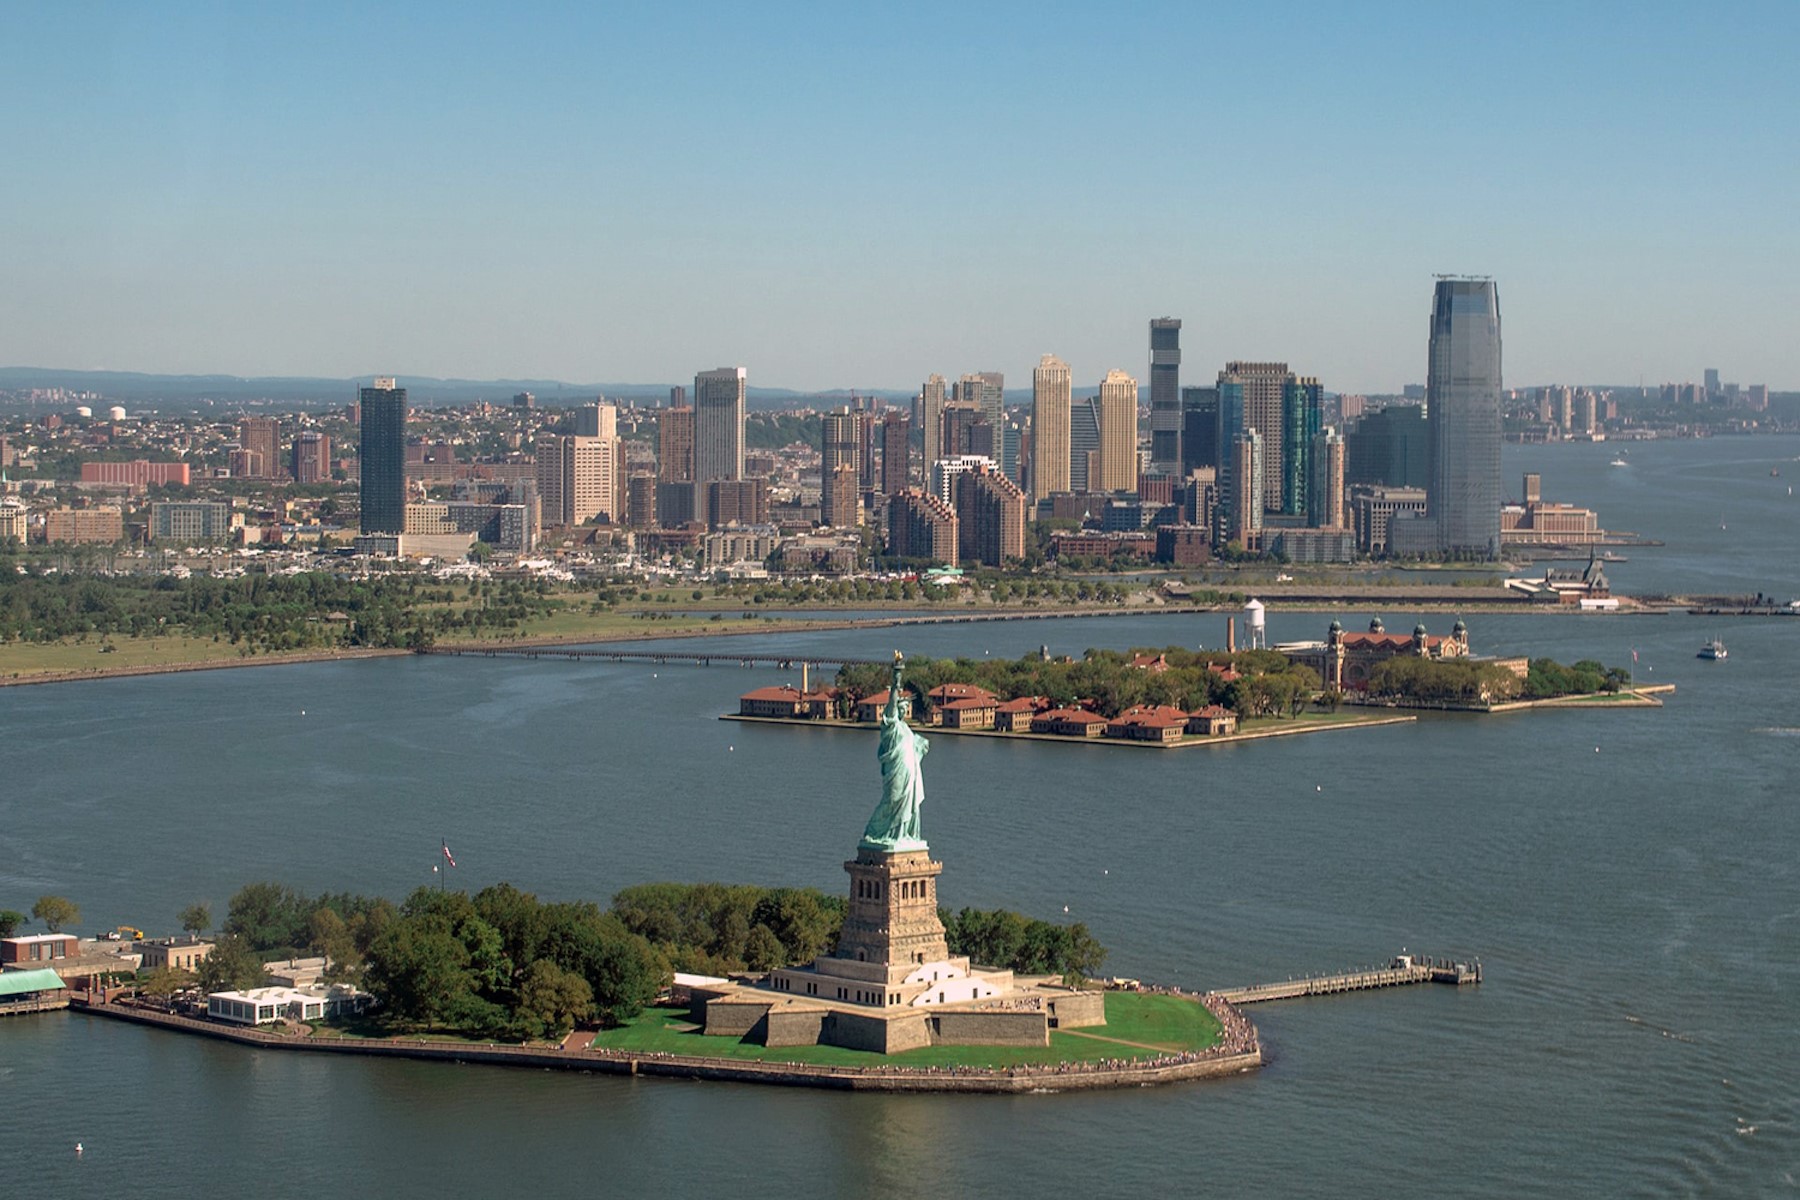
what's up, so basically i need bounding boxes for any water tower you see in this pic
[1243,598,1266,649]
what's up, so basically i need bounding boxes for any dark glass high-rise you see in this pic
[358,380,407,534]
[1427,279,1502,556]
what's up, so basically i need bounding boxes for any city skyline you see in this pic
[4,6,1797,392]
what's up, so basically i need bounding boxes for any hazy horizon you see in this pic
[5,5,1796,393]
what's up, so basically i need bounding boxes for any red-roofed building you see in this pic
[852,690,913,722]
[1186,705,1239,736]
[1203,661,1242,683]
[739,685,804,718]
[1129,653,1172,673]
[927,682,998,706]
[936,694,998,729]
[994,696,1051,732]
[1106,705,1192,743]
[800,688,839,720]
[1284,616,1473,692]
[1030,708,1109,737]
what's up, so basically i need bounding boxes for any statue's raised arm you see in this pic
[862,652,930,852]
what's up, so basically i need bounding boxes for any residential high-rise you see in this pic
[1030,356,1071,502]
[291,431,331,484]
[1094,369,1139,495]
[880,413,912,496]
[658,407,695,483]
[1069,397,1101,494]
[958,372,1005,430]
[238,417,280,480]
[921,374,948,469]
[931,454,998,510]
[886,488,959,566]
[573,404,617,439]
[359,378,407,535]
[1217,362,1289,512]
[668,385,686,408]
[1149,318,1182,473]
[1426,278,1503,556]
[1307,427,1346,529]
[954,463,1027,567]
[1280,376,1323,516]
[1228,430,1264,546]
[693,367,746,527]
[1181,386,1220,475]
[822,463,861,529]
[1703,367,1720,399]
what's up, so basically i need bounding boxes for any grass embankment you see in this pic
[587,992,1220,1069]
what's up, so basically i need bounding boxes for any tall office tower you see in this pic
[668,386,686,408]
[857,410,877,489]
[1216,362,1289,512]
[1703,367,1720,399]
[359,378,407,535]
[291,431,331,485]
[658,406,695,484]
[822,407,860,480]
[931,454,998,510]
[693,367,746,527]
[1426,277,1503,557]
[1345,403,1431,488]
[1181,386,1221,475]
[1069,396,1101,493]
[1307,427,1346,528]
[1227,429,1264,545]
[1280,376,1323,516]
[1031,354,1071,500]
[964,419,997,461]
[1149,318,1182,472]
[238,417,281,480]
[955,463,1027,567]
[886,488,960,566]
[880,413,912,495]
[535,434,622,527]
[573,403,618,439]
[921,374,948,468]
[939,404,979,459]
[821,464,861,528]
[1093,369,1139,495]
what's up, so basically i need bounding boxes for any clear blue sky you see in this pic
[3,2,1796,392]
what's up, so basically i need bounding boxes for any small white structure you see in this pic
[207,984,367,1026]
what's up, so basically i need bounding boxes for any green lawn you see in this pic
[588,992,1220,1069]
[0,635,310,679]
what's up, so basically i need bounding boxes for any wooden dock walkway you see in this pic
[1211,954,1480,1005]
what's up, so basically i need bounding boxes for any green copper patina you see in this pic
[861,652,929,852]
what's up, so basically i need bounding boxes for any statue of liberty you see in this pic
[861,652,929,852]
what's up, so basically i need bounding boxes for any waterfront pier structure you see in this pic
[1211,954,1481,1005]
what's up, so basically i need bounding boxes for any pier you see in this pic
[1210,954,1480,1005]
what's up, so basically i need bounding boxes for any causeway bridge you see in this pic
[421,646,887,670]
[1210,954,1480,1005]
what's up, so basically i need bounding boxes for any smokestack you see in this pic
[802,661,810,693]
[1227,617,1236,654]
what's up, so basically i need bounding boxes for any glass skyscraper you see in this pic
[1426,279,1503,556]
[358,378,407,534]
[1280,376,1323,516]
[1149,318,1181,472]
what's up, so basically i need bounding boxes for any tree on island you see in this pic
[31,895,79,934]
[141,965,195,1003]
[0,910,25,938]
[197,934,269,993]
[179,903,211,937]
[516,960,594,1038]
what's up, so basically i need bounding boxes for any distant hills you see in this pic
[0,367,917,412]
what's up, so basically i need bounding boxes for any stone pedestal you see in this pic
[834,847,948,975]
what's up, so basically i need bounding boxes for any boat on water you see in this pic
[1698,639,1728,661]
[1610,456,1629,467]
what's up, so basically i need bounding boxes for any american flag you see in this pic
[442,841,457,868]
[1631,648,1639,663]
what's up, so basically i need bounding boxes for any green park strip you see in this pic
[586,992,1220,1070]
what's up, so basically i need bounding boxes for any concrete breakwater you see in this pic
[70,995,1260,1094]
